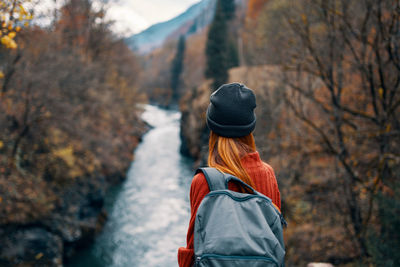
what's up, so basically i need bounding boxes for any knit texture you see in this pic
[177,151,281,267]
[206,83,256,137]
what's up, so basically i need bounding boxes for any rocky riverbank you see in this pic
[179,81,211,166]
[0,116,149,267]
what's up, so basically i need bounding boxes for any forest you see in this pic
[1,0,399,266]
[0,0,147,265]
[155,0,400,265]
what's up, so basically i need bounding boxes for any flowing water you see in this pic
[69,105,193,267]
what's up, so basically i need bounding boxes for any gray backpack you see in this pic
[194,168,286,267]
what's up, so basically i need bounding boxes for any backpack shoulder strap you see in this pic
[196,167,227,192]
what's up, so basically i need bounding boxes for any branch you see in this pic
[284,92,338,155]
[1,52,22,96]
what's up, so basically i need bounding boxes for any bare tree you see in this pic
[280,0,400,258]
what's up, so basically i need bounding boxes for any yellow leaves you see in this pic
[0,140,3,149]
[385,123,391,133]
[1,35,17,49]
[53,146,75,167]
[18,4,28,16]
[35,252,43,260]
[51,143,88,178]
[0,70,4,79]
[0,0,34,50]
[8,31,16,38]
[378,87,384,99]
[301,13,308,25]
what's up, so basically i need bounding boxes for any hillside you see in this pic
[178,0,400,265]
[125,0,215,53]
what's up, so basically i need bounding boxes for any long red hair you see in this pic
[208,131,257,190]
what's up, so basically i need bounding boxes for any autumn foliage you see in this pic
[0,0,146,264]
[181,0,399,265]
[0,0,32,50]
[239,0,400,265]
[247,0,269,19]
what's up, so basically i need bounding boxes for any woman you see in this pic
[177,83,282,267]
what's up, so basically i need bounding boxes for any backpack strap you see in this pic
[196,167,227,192]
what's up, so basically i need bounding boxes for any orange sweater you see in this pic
[177,151,281,267]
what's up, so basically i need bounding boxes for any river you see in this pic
[68,105,194,267]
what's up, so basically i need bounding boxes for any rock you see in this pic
[0,227,63,267]
[0,109,149,266]
[179,80,211,166]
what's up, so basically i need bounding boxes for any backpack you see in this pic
[193,167,286,267]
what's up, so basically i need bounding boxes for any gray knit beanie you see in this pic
[206,83,256,138]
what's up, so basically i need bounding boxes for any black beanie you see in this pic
[206,83,256,138]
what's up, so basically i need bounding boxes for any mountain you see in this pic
[125,0,216,54]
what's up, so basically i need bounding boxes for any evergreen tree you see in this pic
[220,0,235,20]
[170,35,186,103]
[368,180,400,266]
[205,0,237,91]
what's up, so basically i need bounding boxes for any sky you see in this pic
[107,0,201,36]
[33,0,201,37]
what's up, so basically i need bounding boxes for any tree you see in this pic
[0,0,143,245]
[279,0,399,262]
[0,0,32,50]
[205,0,238,90]
[170,35,186,104]
[0,0,33,89]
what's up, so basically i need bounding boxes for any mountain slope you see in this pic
[125,0,215,53]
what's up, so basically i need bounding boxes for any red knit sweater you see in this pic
[177,151,281,267]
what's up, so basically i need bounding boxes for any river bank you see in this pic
[0,106,149,267]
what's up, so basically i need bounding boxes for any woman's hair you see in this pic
[208,131,257,190]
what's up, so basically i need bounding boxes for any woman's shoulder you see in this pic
[190,172,211,205]
[262,161,275,173]
[190,172,210,193]
[260,161,279,187]
[191,172,207,187]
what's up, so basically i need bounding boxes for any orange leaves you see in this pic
[247,0,269,19]
[301,13,308,25]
